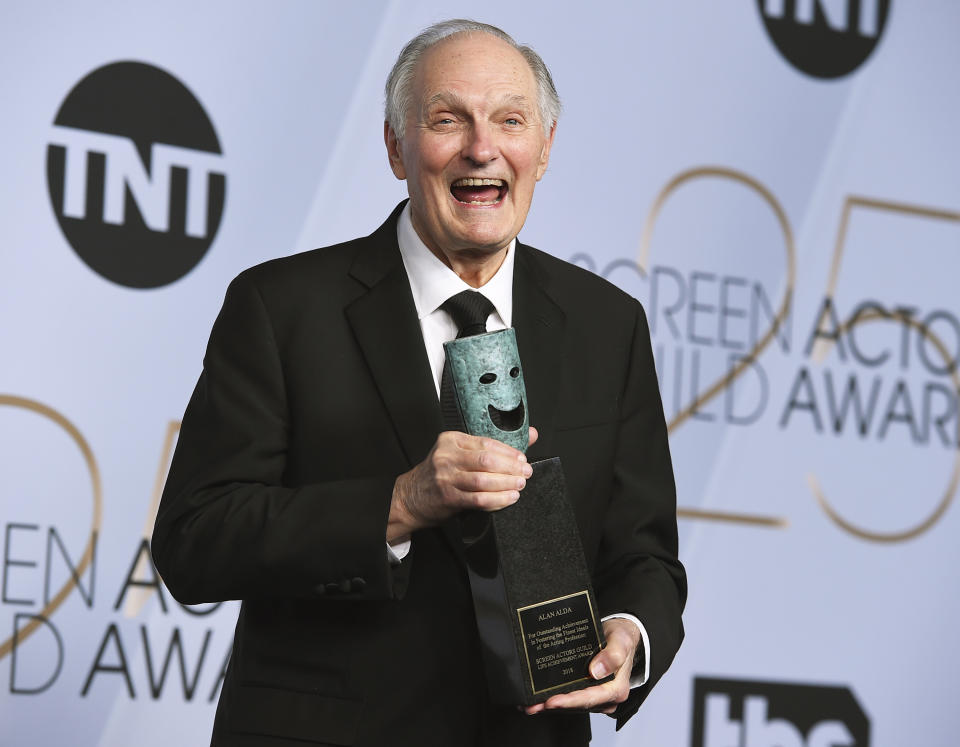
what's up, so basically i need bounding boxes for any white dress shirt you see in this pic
[396,202,514,395]
[389,203,650,687]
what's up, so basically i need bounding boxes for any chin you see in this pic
[454,233,513,253]
[455,222,517,250]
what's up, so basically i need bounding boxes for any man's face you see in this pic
[386,33,555,261]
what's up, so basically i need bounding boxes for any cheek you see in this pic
[414,138,459,176]
[509,148,545,187]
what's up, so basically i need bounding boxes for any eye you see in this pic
[510,367,520,378]
[505,118,520,126]
[479,372,497,385]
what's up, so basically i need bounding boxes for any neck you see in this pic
[431,245,507,288]
[407,211,509,288]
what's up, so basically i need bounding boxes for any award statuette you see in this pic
[443,328,614,706]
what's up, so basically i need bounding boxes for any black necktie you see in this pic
[439,290,495,430]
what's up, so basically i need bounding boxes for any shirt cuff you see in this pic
[601,612,650,688]
[386,538,411,566]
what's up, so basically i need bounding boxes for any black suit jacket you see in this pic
[152,202,686,746]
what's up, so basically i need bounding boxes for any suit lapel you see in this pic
[512,243,566,461]
[345,205,442,467]
[342,221,566,560]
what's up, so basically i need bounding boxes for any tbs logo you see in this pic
[46,61,225,289]
[692,677,870,747]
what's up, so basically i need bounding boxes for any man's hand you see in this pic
[388,427,539,540]
[523,617,640,716]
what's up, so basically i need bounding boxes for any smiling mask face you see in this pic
[444,328,529,452]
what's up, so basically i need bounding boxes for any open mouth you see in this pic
[450,177,507,206]
[487,400,525,432]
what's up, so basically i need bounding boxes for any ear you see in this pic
[384,121,406,180]
[535,123,556,182]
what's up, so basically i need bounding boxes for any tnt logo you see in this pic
[757,0,891,79]
[46,61,225,288]
[692,677,870,747]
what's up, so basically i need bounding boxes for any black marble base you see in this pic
[462,457,612,706]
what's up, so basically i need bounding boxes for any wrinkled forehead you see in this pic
[412,32,539,110]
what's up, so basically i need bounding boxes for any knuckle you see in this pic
[436,475,456,499]
[468,492,491,510]
[440,487,462,508]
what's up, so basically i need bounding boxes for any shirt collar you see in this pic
[396,202,514,325]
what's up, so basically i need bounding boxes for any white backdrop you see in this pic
[2,2,958,745]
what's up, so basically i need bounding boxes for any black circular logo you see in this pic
[46,61,225,289]
[757,0,891,79]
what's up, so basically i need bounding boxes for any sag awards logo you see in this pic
[574,167,960,539]
[46,61,226,289]
[572,166,796,532]
[0,397,233,701]
[691,676,870,747]
[757,0,892,78]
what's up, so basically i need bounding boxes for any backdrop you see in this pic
[2,2,958,745]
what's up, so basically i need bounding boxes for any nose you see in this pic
[461,120,498,166]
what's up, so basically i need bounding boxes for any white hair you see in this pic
[384,19,561,138]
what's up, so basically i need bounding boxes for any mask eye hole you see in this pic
[479,372,497,385]
[509,367,520,378]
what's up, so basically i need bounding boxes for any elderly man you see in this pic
[153,19,685,747]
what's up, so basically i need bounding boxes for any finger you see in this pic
[454,432,527,458]
[591,619,640,680]
[432,442,531,482]
[524,703,546,715]
[450,464,528,493]
[542,680,619,711]
[468,449,534,479]
[438,441,531,478]
[588,638,630,682]
[453,433,533,467]
[528,425,539,446]
[449,487,521,511]
[543,645,634,712]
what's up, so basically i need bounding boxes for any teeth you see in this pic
[452,178,505,187]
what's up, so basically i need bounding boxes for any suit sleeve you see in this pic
[592,300,687,728]
[151,272,410,605]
